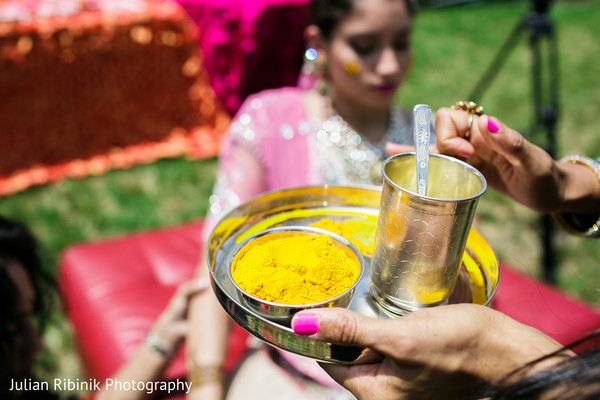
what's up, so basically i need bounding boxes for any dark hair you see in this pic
[311,0,418,40]
[0,216,55,344]
[487,330,600,400]
[0,257,20,337]
[0,216,54,314]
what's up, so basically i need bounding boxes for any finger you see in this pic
[434,107,475,158]
[176,277,210,299]
[187,277,211,296]
[478,115,538,167]
[152,280,210,346]
[385,142,438,156]
[292,308,401,356]
[319,361,381,391]
[318,363,353,387]
[385,142,414,155]
[167,278,210,315]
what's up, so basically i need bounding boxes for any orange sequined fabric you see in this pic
[0,0,229,196]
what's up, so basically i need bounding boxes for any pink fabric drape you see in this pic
[174,0,311,114]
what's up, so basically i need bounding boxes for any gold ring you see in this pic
[451,101,484,139]
[466,114,474,139]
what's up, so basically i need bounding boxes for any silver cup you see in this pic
[370,153,487,314]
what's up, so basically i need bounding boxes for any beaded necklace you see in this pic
[314,106,411,185]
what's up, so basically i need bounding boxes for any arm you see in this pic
[388,108,600,237]
[291,304,573,400]
[429,108,600,216]
[186,107,268,399]
[184,260,231,400]
[96,279,208,400]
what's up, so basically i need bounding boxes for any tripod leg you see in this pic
[469,19,528,102]
[530,13,559,282]
[469,10,561,282]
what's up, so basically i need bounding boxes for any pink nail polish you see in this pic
[457,152,471,159]
[292,313,319,336]
[487,116,500,133]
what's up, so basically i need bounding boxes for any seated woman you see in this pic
[185,0,428,399]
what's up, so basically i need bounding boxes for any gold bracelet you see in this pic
[187,363,224,390]
[552,155,600,238]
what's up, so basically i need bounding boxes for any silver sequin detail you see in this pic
[250,98,263,109]
[280,123,294,140]
[297,120,311,135]
[208,175,242,217]
[315,107,412,185]
[239,113,251,125]
[242,129,256,141]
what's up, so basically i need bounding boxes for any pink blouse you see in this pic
[203,87,324,241]
[204,86,415,239]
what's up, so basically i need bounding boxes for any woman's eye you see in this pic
[350,42,377,56]
[394,41,410,52]
[351,41,409,56]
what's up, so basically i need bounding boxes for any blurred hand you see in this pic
[292,304,569,400]
[151,278,209,356]
[385,142,438,156]
[434,107,561,214]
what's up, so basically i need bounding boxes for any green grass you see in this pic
[1,0,598,388]
[1,158,218,271]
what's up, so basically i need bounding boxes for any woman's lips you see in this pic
[374,84,397,93]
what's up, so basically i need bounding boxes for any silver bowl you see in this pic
[227,226,365,326]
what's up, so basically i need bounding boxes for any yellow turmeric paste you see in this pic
[232,234,360,304]
[310,217,376,256]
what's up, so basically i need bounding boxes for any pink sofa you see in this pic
[59,221,249,398]
[492,266,600,350]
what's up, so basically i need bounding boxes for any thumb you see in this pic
[291,308,396,356]
[478,115,533,167]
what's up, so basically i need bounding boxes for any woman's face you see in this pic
[323,0,413,110]
[3,259,44,382]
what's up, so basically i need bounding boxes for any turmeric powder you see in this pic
[232,234,360,304]
[310,217,376,256]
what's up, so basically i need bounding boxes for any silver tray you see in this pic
[207,185,500,363]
